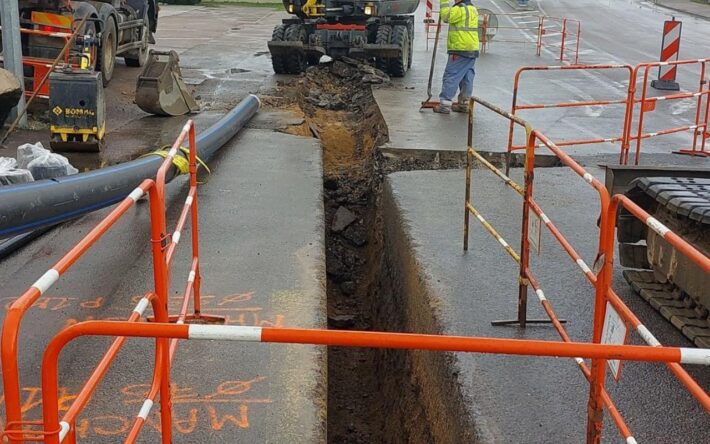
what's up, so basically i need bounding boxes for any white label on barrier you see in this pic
[528,212,542,256]
[601,301,628,381]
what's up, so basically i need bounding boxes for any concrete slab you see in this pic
[0,127,326,442]
[384,166,710,443]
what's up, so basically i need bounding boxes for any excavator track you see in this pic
[617,177,710,348]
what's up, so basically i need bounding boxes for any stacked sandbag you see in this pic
[17,142,78,180]
[0,68,22,127]
[0,157,33,186]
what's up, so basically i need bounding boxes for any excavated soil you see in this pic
[262,58,473,443]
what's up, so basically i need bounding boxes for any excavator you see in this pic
[606,166,710,348]
[268,0,419,77]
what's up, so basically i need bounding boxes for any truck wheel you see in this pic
[271,24,288,74]
[124,18,150,67]
[98,18,117,87]
[284,25,308,74]
[375,25,392,73]
[389,25,410,77]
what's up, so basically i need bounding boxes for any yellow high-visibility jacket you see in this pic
[440,0,480,55]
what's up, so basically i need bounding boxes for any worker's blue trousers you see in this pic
[439,54,477,106]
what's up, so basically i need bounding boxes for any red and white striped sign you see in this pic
[426,0,433,20]
[658,19,682,81]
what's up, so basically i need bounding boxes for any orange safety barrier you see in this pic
[506,64,635,174]
[507,60,710,168]
[537,16,581,64]
[464,96,710,443]
[1,125,708,443]
[0,121,223,444]
[623,58,710,163]
[479,11,543,56]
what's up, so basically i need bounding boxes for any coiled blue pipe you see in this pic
[0,94,260,240]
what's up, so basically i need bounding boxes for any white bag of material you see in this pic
[27,152,79,180]
[0,156,34,186]
[17,142,50,169]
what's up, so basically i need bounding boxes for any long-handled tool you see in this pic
[420,15,443,110]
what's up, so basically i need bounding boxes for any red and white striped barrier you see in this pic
[651,18,682,91]
[425,0,433,23]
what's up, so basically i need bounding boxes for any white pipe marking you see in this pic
[680,348,710,365]
[137,399,154,420]
[189,325,262,341]
[637,325,661,347]
[576,259,592,274]
[128,188,145,202]
[33,269,60,295]
[58,421,70,442]
[535,289,546,301]
[133,298,150,316]
[646,216,670,237]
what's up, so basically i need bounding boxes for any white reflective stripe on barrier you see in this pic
[58,421,70,442]
[646,216,671,237]
[133,297,151,316]
[576,259,592,275]
[33,269,60,295]
[128,187,145,202]
[137,399,154,420]
[188,270,196,283]
[535,289,547,301]
[626,437,638,444]
[185,195,194,207]
[680,348,710,365]
[637,325,662,347]
[172,231,181,245]
[189,325,263,341]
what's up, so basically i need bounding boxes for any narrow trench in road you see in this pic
[265,59,474,443]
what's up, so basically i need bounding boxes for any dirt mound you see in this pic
[296,58,389,178]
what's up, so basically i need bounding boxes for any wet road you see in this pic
[1,5,328,443]
[378,0,710,165]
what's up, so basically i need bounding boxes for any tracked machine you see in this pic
[268,0,419,77]
[606,166,710,348]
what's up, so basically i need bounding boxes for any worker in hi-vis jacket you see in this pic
[434,0,480,114]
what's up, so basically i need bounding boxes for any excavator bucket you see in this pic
[135,50,199,116]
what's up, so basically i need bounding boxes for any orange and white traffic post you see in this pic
[651,18,682,91]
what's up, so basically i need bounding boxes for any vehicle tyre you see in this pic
[374,24,392,73]
[389,24,410,77]
[97,18,117,87]
[124,17,150,67]
[271,24,288,74]
[284,24,308,74]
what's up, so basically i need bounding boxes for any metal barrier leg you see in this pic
[491,131,564,328]
[147,186,173,444]
[585,194,613,444]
